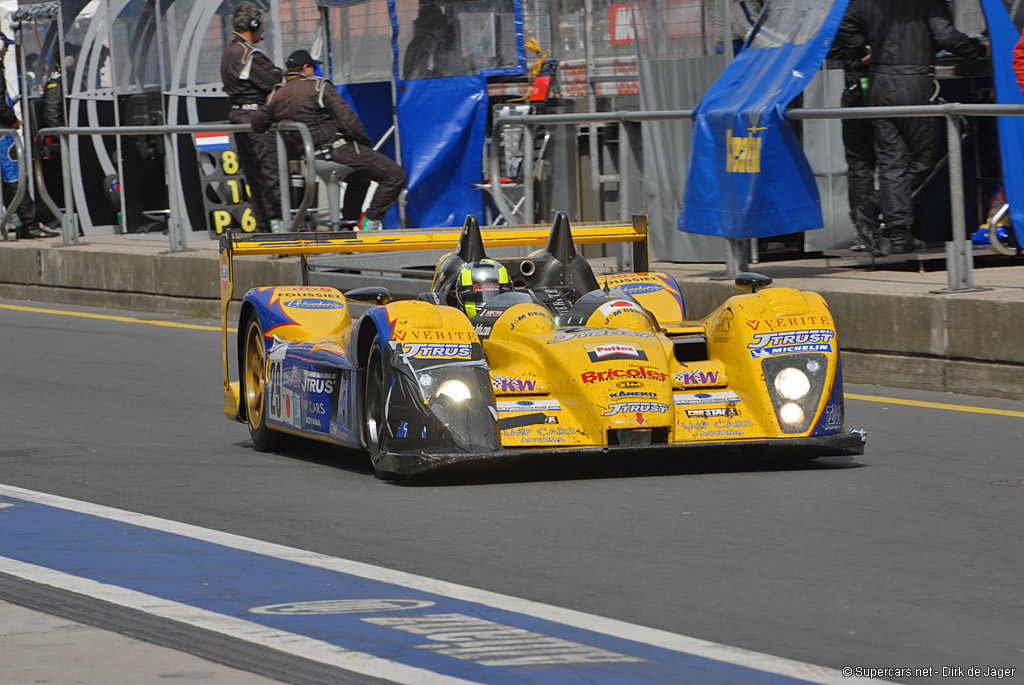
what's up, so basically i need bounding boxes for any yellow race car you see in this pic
[219,212,864,478]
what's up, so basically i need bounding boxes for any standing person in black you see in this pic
[251,50,406,231]
[828,38,881,254]
[837,0,987,254]
[220,1,283,233]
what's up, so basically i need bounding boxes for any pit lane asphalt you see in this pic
[0,299,1022,683]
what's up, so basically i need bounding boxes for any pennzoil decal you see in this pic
[282,298,346,309]
[614,282,663,295]
[748,329,834,358]
[586,343,648,363]
[402,343,472,359]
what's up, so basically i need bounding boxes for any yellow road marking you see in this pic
[0,302,234,332]
[846,393,1024,419]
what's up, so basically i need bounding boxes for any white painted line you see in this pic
[0,483,883,684]
[0,557,474,685]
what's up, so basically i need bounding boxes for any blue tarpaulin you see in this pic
[338,82,401,229]
[681,0,850,239]
[396,76,487,228]
[978,0,1024,248]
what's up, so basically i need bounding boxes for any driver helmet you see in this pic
[455,259,512,317]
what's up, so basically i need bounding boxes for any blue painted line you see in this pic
[0,493,817,684]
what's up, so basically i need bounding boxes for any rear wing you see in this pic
[219,215,649,419]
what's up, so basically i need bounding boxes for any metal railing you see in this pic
[490,103,1024,292]
[24,122,318,252]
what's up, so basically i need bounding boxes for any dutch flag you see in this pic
[195,132,231,152]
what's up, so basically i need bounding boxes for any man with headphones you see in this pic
[220,1,283,233]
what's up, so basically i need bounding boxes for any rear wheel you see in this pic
[244,314,282,451]
[363,337,394,478]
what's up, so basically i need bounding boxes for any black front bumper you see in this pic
[382,431,866,478]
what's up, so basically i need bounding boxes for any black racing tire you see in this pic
[363,337,395,479]
[243,313,283,452]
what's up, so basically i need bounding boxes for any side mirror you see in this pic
[345,286,390,306]
[734,272,773,293]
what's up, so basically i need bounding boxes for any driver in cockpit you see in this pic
[453,259,513,317]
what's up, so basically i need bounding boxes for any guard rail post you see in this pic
[0,128,25,241]
[162,130,186,251]
[59,131,78,246]
[944,113,973,291]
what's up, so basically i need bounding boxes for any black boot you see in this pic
[851,208,884,256]
[886,226,914,254]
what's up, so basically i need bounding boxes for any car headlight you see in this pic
[779,402,804,426]
[761,354,828,434]
[774,367,810,400]
[435,379,471,402]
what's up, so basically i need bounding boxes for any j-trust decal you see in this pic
[748,329,835,358]
[402,343,473,360]
[586,343,648,363]
[603,402,669,416]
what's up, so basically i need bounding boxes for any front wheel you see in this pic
[363,337,395,478]
[243,314,282,452]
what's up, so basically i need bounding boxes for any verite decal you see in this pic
[282,298,346,310]
[744,315,832,332]
[581,367,667,384]
[603,402,669,416]
[674,370,720,386]
[402,343,473,359]
[392,329,474,342]
[748,329,835,358]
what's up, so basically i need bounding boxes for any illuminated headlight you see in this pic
[435,379,471,402]
[779,402,804,426]
[774,367,810,400]
[761,353,828,434]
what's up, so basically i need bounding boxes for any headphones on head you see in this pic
[249,12,262,32]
